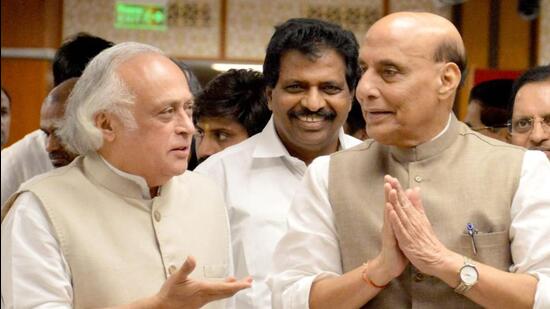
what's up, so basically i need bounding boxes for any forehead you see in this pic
[197,116,243,130]
[514,81,550,115]
[359,27,435,66]
[119,53,191,106]
[277,48,347,83]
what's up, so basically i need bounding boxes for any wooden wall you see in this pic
[455,0,536,120]
[1,0,62,147]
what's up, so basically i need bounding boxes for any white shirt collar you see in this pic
[430,113,453,142]
[99,155,152,199]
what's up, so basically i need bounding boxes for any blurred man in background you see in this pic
[464,79,513,142]
[193,69,271,163]
[1,87,10,149]
[508,65,550,159]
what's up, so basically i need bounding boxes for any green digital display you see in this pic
[115,2,167,31]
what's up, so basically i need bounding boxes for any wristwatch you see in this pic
[454,256,478,295]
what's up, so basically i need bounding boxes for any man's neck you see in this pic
[286,139,340,166]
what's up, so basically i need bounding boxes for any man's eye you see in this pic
[161,107,175,114]
[216,132,229,142]
[382,68,399,78]
[323,85,342,95]
[285,85,303,92]
[194,129,204,139]
[516,118,532,129]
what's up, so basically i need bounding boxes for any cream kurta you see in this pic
[1,154,231,308]
[270,115,550,308]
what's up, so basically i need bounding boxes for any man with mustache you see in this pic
[508,65,550,159]
[40,78,79,168]
[271,12,550,308]
[195,18,362,308]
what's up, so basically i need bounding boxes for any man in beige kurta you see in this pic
[270,12,550,309]
[1,42,251,308]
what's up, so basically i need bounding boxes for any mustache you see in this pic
[288,108,336,120]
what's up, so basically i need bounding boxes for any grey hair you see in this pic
[58,42,163,155]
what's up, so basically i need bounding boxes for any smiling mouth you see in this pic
[297,114,326,123]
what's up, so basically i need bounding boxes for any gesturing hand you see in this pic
[385,175,452,277]
[154,256,252,309]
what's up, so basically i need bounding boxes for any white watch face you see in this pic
[460,265,478,285]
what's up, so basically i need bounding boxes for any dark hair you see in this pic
[53,32,114,86]
[193,69,271,136]
[263,18,360,91]
[434,40,468,86]
[171,59,203,96]
[346,98,365,136]
[509,65,550,113]
[469,79,513,126]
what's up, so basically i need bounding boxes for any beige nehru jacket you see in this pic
[2,154,230,308]
[328,115,525,308]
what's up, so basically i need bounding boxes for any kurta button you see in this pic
[168,265,177,275]
[414,176,423,183]
[154,210,161,222]
[414,273,425,282]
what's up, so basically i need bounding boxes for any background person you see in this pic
[193,69,271,163]
[508,65,550,159]
[1,87,10,148]
[1,33,113,207]
[463,79,514,142]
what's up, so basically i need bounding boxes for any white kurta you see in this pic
[194,117,361,309]
[1,130,52,208]
[269,150,550,309]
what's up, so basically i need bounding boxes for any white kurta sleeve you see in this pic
[1,192,72,308]
[509,150,550,309]
[269,156,342,309]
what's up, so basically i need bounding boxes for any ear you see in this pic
[437,62,461,100]
[94,112,116,143]
[266,87,274,111]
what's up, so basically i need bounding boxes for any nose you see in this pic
[355,70,380,104]
[301,88,325,112]
[196,135,221,161]
[176,108,196,135]
[45,133,62,153]
[528,120,549,146]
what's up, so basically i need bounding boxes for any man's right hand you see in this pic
[153,256,252,309]
[367,179,409,286]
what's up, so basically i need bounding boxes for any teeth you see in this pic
[297,115,324,122]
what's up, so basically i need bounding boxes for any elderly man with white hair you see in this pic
[1,42,251,308]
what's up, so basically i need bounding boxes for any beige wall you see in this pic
[2,0,547,145]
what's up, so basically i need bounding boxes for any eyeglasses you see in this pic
[507,115,550,134]
[469,124,508,133]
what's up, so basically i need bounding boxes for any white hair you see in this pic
[58,42,163,155]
